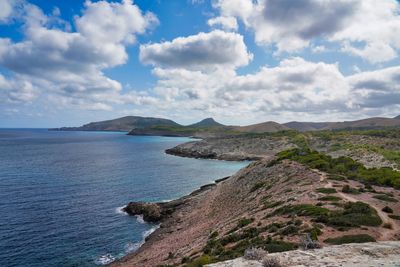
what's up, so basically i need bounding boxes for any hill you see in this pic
[284,117,400,131]
[325,117,400,130]
[283,121,333,131]
[188,118,224,128]
[50,116,180,132]
[233,121,290,133]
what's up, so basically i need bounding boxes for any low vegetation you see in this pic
[373,194,398,202]
[274,202,381,229]
[277,148,400,188]
[316,188,337,194]
[324,234,376,245]
[318,195,341,202]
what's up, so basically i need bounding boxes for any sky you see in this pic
[1,0,400,127]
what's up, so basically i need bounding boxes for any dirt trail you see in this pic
[314,169,399,240]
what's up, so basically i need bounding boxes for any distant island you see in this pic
[50,115,400,138]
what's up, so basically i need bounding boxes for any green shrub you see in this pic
[318,196,341,202]
[382,206,393,213]
[279,225,299,236]
[373,194,398,202]
[316,188,337,194]
[273,204,330,217]
[264,201,283,209]
[324,234,375,245]
[185,254,213,267]
[237,218,254,228]
[209,231,219,239]
[389,214,400,220]
[263,239,297,253]
[277,148,400,188]
[250,182,266,192]
[317,201,382,228]
[342,185,360,194]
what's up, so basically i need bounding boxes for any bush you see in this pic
[324,234,376,245]
[237,218,254,228]
[383,222,393,229]
[316,188,337,194]
[373,194,398,202]
[318,196,341,202]
[389,214,400,220]
[250,182,266,192]
[209,231,219,239]
[317,201,382,228]
[273,204,330,217]
[279,225,299,236]
[185,254,213,267]
[342,185,360,194]
[263,240,297,253]
[277,148,400,189]
[382,206,393,213]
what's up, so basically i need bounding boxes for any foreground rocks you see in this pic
[206,241,400,267]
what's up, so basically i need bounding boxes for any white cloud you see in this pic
[207,16,238,31]
[144,57,359,122]
[347,66,400,109]
[213,0,400,63]
[0,0,18,22]
[139,30,253,70]
[0,0,158,109]
[141,56,400,123]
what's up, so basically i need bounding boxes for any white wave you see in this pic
[124,241,141,253]
[143,225,159,239]
[94,225,160,265]
[124,225,160,254]
[115,206,127,215]
[159,198,173,203]
[135,214,145,224]
[94,254,116,265]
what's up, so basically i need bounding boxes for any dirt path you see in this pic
[314,169,399,240]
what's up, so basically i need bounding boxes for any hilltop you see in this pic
[188,118,225,128]
[50,116,179,132]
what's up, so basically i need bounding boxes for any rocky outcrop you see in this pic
[123,202,164,222]
[165,136,295,161]
[206,241,400,267]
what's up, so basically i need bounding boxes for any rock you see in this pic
[123,202,163,222]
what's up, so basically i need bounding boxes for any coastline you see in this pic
[109,137,253,266]
[110,134,400,267]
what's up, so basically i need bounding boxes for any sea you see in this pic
[0,129,248,267]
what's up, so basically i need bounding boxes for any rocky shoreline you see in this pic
[111,134,400,267]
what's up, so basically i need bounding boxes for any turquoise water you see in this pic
[0,129,248,267]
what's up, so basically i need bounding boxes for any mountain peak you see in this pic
[188,118,224,128]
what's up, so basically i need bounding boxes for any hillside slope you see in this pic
[234,121,290,133]
[111,157,400,267]
[51,116,180,132]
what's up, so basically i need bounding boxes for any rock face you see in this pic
[206,241,400,267]
[123,202,163,222]
[165,136,295,161]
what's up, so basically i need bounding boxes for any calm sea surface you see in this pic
[0,129,248,267]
